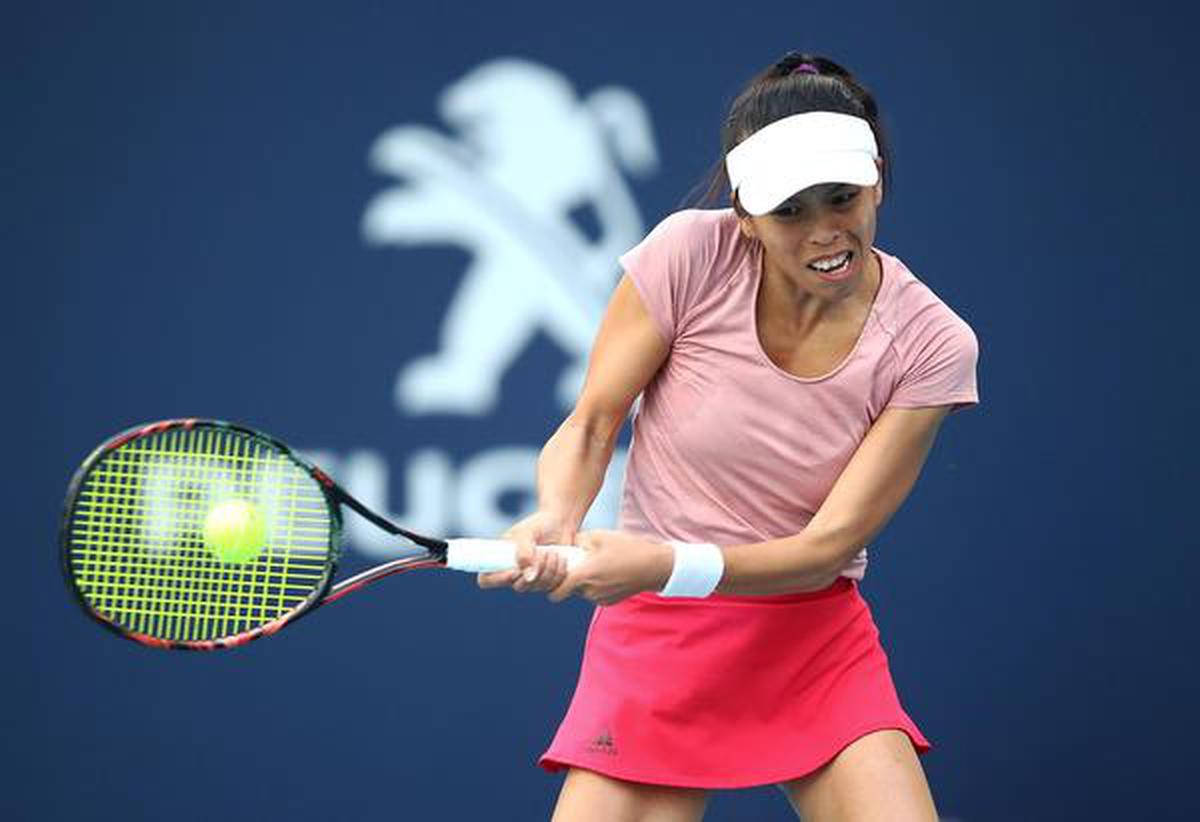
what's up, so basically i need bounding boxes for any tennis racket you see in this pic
[60,418,583,651]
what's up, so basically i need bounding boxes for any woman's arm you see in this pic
[535,274,668,526]
[477,274,668,590]
[717,404,954,594]
[550,404,957,604]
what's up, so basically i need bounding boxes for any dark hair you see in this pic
[690,52,891,212]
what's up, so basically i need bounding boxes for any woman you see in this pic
[480,52,979,821]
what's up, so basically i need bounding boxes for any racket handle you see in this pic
[444,539,585,573]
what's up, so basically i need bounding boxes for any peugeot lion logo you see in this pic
[307,58,659,558]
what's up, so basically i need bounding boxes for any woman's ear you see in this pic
[874,159,885,207]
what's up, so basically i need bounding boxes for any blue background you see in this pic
[11,2,1197,820]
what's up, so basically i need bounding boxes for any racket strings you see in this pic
[67,426,334,642]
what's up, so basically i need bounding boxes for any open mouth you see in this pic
[807,250,854,279]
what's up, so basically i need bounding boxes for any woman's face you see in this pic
[738,175,884,303]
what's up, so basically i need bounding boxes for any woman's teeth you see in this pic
[808,250,852,273]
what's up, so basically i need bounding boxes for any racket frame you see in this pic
[60,418,450,651]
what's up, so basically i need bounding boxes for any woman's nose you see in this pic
[807,223,843,246]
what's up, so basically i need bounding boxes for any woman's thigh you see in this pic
[551,767,709,822]
[779,730,937,822]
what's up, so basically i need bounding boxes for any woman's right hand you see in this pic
[477,510,576,595]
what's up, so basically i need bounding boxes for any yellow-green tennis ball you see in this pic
[203,499,266,564]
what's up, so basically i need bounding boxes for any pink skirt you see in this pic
[539,579,930,788]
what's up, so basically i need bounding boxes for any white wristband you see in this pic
[659,542,725,598]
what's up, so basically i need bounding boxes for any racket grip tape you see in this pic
[444,539,585,573]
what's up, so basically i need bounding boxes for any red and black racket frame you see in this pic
[60,418,451,651]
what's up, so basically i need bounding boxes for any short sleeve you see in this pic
[886,307,980,412]
[619,210,722,344]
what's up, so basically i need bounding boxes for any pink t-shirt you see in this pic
[619,209,979,580]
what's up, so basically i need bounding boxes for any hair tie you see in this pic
[792,63,820,75]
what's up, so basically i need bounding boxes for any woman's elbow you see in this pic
[800,524,867,587]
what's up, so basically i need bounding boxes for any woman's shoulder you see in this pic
[620,209,751,342]
[873,249,977,344]
[646,206,738,235]
[623,208,750,288]
[641,208,743,259]
[872,250,980,411]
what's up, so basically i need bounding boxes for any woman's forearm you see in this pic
[536,414,620,531]
[716,525,855,595]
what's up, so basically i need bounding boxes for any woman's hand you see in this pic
[548,530,674,606]
[477,510,575,594]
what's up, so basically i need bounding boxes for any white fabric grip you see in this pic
[444,538,584,573]
[724,111,879,216]
[659,541,725,598]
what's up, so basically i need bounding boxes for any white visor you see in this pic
[725,111,879,216]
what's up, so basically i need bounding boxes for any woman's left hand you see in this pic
[548,530,674,606]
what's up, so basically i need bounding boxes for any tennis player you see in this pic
[480,52,978,822]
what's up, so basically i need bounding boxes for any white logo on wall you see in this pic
[309,58,658,557]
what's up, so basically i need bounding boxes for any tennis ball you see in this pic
[203,499,266,564]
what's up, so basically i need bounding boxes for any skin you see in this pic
[479,165,946,820]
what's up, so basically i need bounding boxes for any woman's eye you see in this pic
[772,205,802,218]
[831,189,860,206]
